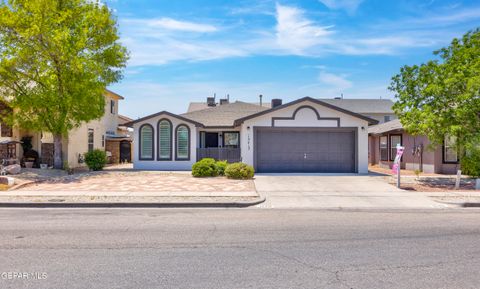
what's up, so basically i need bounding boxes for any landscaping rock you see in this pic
[5,164,21,175]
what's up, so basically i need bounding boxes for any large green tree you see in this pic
[0,0,128,168]
[390,28,480,163]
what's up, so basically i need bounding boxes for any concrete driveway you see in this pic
[254,174,445,209]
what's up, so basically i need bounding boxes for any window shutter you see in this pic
[158,120,171,159]
[176,126,189,159]
[141,126,153,159]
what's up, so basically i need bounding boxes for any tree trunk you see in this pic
[53,134,63,169]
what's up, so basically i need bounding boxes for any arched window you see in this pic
[157,119,172,160]
[175,125,190,160]
[139,124,154,160]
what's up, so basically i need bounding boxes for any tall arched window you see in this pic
[139,124,154,160]
[175,124,190,160]
[157,119,172,160]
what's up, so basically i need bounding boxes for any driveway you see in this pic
[254,174,445,209]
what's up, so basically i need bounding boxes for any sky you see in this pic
[104,0,480,118]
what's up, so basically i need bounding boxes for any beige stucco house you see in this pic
[0,89,131,168]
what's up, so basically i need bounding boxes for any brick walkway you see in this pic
[17,171,255,193]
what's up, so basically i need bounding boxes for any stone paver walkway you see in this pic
[15,171,255,194]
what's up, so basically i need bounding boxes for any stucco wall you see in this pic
[239,100,370,173]
[132,114,197,170]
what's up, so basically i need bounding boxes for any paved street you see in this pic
[1,208,479,289]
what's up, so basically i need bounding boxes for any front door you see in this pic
[204,132,219,148]
[120,140,131,163]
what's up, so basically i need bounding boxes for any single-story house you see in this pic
[368,119,459,174]
[126,97,378,173]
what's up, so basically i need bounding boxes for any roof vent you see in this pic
[219,98,229,105]
[207,97,216,107]
[271,99,282,108]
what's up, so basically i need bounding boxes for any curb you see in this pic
[0,196,266,208]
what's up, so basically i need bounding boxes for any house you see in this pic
[0,89,132,168]
[368,119,459,174]
[126,96,378,173]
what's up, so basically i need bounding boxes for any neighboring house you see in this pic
[0,89,131,168]
[368,119,459,174]
[126,97,378,173]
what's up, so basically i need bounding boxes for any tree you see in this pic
[390,28,480,166]
[0,0,128,169]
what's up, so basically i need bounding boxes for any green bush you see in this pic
[225,162,254,179]
[215,160,228,176]
[461,144,480,178]
[192,158,218,177]
[84,149,107,171]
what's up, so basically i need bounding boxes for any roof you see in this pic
[181,101,270,127]
[233,97,379,126]
[105,89,125,100]
[187,98,394,114]
[368,119,403,135]
[118,114,133,125]
[319,99,394,114]
[124,111,204,127]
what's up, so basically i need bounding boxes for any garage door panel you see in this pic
[256,128,356,173]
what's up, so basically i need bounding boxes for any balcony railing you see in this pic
[197,147,241,163]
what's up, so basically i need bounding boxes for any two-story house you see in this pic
[0,89,131,168]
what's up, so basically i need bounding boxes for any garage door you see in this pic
[255,128,356,173]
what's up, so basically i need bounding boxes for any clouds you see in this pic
[275,4,333,54]
[116,1,480,68]
[318,71,352,91]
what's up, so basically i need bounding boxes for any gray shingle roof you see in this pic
[180,101,270,127]
[368,119,403,135]
[187,98,394,114]
[318,99,394,114]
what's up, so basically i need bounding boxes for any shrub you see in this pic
[215,160,228,176]
[461,144,480,178]
[225,162,254,179]
[192,158,218,177]
[84,149,107,171]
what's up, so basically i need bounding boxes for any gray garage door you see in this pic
[255,128,356,173]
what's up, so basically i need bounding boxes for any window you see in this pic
[157,119,172,160]
[175,125,189,160]
[0,123,12,137]
[380,136,388,161]
[88,129,94,152]
[102,135,105,147]
[384,115,391,123]
[110,100,115,114]
[443,135,458,163]
[389,134,402,161]
[139,124,154,160]
[223,132,239,148]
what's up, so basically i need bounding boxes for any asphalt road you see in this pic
[0,208,479,289]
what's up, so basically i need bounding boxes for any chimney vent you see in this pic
[219,98,229,105]
[259,94,263,107]
[207,97,216,107]
[271,99,282,108]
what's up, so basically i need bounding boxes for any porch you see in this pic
[197,147,241,163]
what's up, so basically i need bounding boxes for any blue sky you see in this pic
[105,0,480,118]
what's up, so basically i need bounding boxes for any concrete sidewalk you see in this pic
[254,174,448,209]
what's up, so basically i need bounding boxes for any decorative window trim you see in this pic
[379,135,388,161]
[157,118,172,161]
[443,135,459,164]
[175,124,190,161]
[139,124,154,161]
[389,134,402,161]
